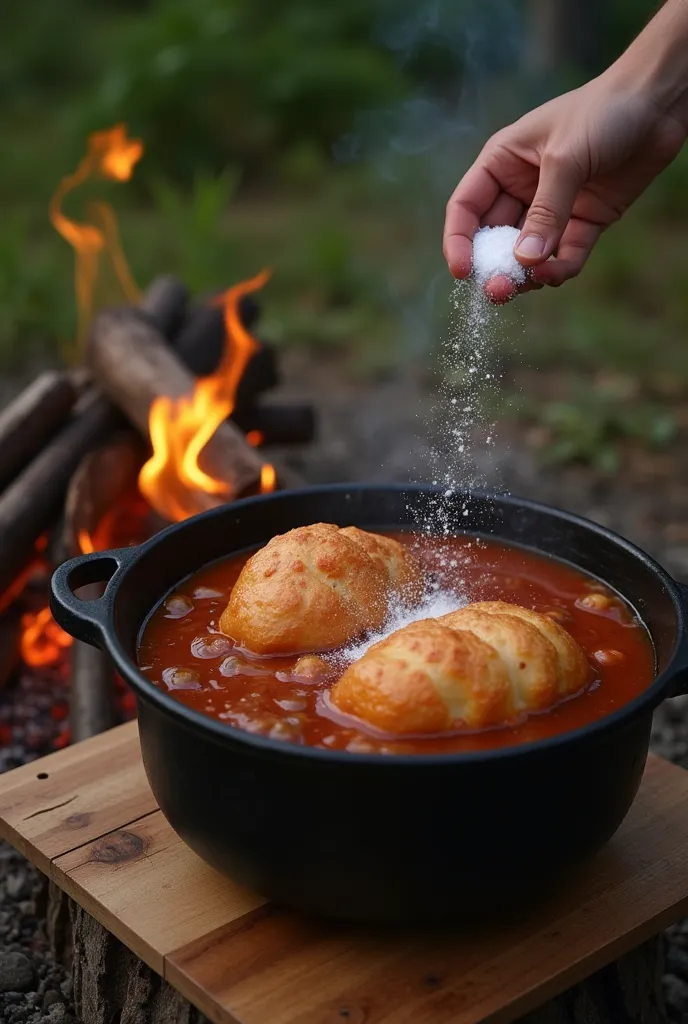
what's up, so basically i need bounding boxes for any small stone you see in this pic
[667,944,688,979]
[665,973,688,1013]
[45,1003,66,1022]
[0,952,36,993]
[42,990,63,1009]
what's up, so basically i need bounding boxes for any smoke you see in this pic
[335,0,525,192]
[332,0,528,496]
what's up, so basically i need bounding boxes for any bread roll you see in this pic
[219,524,423,655]
[331,601,589,735]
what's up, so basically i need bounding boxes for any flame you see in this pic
[245,430,264,447]
[20,607,72,668]
[78,529,95,554]
[139,268,273,521]
[50,124,143,360]
[260,464,276,493]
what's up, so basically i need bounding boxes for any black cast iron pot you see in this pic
[50,485,688,923]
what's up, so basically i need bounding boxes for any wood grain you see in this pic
[53,809,266,974]
[2,722,688,1024]
[0,721,156,869]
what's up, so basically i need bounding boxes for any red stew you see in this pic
[137,533,655,755]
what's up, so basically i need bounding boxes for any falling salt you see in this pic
[471,225,526,287]
[336,589,467,664]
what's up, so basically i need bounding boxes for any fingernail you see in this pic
[515,234,545,259]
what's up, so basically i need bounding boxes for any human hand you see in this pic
[444,69,688,303]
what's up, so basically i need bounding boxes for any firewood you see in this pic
[86,306,303,498]
[59,432,146,741]
[59,430,147,563]
[0,391,121,599]
[172,302,278,395]
[0,371,79,492]
[0,605,22,691]
[140,274,189,340]
[236,401,315,445]
[69,628,116,742]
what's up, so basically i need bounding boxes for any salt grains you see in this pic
[472,225,526,288]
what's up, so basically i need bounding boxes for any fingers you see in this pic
[531,218,601,287]
[483,274,518,304]
[514,153,584,267]
[482,193,523,228]
[444,161,500,278]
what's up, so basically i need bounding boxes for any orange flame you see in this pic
[78,529,95,554]
[260,464,276,493]
[50,124,143,360]
[20,608,73,668]
[139,269,273,522]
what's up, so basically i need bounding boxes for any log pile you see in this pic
[0,273,312,739]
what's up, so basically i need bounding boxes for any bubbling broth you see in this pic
[137,532,655,755]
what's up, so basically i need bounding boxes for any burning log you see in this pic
[171,301,279,398]
[0,371,80,493]
[237,402,316,446]
[60,431,146,562]
[59,431,147,740]
[86,306,303,501]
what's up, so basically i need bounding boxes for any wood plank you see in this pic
[0,721,155,869]
[52,808,266,975]
[166,754,688,1024]
[4,721,688,1024]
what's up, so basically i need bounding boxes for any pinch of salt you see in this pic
[472,225,527,287]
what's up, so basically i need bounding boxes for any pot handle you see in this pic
[669,581,688,697]
[50,548,137,649]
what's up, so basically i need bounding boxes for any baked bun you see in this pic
[219,524,423,655]
[330,601,589,735]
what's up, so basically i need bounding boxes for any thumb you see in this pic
[514,154,583,266]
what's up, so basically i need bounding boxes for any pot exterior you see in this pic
[137,696,651,922]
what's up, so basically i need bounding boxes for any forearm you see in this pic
[608,0,688,122]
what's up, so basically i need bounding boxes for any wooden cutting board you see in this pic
[1,720,688,1024]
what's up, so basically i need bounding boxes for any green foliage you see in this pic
[531,380,677,474]
[142,168,244,292]
[68,0,407,185]
[0,216,72,362]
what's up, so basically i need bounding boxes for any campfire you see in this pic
[0,125,314,762]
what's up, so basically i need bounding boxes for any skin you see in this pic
[443,0,688,304]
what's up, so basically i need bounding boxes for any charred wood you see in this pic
[235,402,315,446]
[0,371,79,492]
[0,391,120,599]
[87,307,303,500]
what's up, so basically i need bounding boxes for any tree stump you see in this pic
[45,883,665,1024]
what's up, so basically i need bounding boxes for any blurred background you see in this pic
[1,0,687,501]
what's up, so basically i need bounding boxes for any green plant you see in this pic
[532,380,677,473]
[141,168,244,292]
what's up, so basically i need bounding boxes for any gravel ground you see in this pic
[3,353,688,1021]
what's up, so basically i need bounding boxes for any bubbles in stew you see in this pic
[137,532,655,754]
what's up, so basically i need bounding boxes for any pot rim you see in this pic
[84,483,688,765]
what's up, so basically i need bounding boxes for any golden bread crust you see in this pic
[331,620,512,734]
[449,602,589,697]
[331,600,590,735]
[219,524,424,655]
